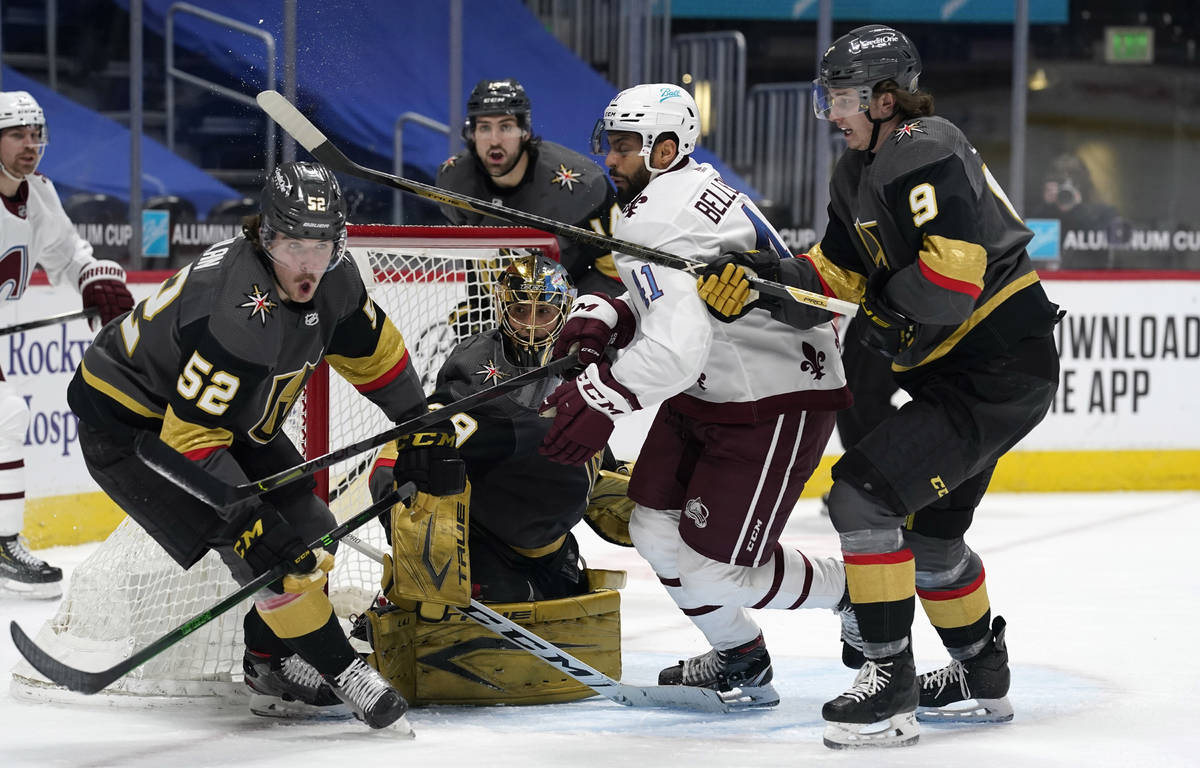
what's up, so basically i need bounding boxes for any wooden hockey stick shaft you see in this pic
[0,308,98,336]
[255,90,858,319]
[9,485,411,696]
[339,532,731,713]
[136,353,580,510]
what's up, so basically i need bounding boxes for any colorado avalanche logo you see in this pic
[684,497,709,528]
[0,245,30,301]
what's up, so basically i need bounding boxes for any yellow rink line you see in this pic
[21,450,1200,550]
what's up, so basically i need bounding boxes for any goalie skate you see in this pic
[658,633,779,709]
[822,649,919,749]
[917,615,1014,723]
[243,651,353,721]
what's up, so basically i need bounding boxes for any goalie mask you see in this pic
[494,252,576,367]
[258,161,348,273]
[591,83,699,175]
[812,25,921,121]
[0,91,48,180]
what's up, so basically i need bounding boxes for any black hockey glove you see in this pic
[391,424,466,497]
[696,249,783,322]
[858,270,916,359]
[230,504,317,579]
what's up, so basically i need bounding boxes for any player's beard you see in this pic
[611,165,651,207]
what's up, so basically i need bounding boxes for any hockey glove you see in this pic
[858,269,916,359]
[231,505,330,589]
[391,424,466,497]
[538,362,636,466]
[552,292,637,369]
[79,260,135,331]
[696,249,782,322]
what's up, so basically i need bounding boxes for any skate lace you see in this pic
[334,659,388,711]
[840,659,893,702]
[281,655,325,692]
[1,536,42,568]
[921,659,969,697]
[681,649,722,685]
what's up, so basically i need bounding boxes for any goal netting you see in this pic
[10,225,559,704]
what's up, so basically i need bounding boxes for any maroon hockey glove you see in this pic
[539,362,636,466]
[552,292,637,368]
[391,424,466,497]
[79,260,135,331]
[858,269,915,359]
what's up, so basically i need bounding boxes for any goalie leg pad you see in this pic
[382,481,472,607]
[367,574,624,706]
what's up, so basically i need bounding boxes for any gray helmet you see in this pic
[259,161,347,269]
[463,78,532,142]
[813,25,921,121]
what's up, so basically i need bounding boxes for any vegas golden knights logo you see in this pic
[854,219,888,269]
[249,361,318,443]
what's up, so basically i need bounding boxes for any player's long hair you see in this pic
[875,79,935,120]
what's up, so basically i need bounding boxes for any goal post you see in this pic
[10,225,561,704]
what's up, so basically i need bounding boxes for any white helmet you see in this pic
[0,91,48,178]
[591,83,699,173]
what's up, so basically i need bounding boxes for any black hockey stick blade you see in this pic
[9,484,412,695]
[137,354,579,509]
[255,90,857,318]
[0,308,98,336]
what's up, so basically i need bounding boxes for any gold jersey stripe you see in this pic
[326,317,408,386]
[919,580,991,630]
[805,243,868,303]
[920,234,987,291]
[845,557,916,604]
[160,405,234,454]
[511,534,567,559]
[79,361,164,421]
[892,269,1042,373]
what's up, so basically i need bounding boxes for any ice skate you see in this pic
[325,656,413,733]
[658,633,779,708]
[822,648,920,749]
[917,615,1014,723]
[0,534,62,599]
[243,650,352,720]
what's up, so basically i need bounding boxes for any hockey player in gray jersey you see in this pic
[67,161,464,731]
[698,26,1061,747]
[438,78,622,297]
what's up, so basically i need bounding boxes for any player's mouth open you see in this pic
[488,150,505,162]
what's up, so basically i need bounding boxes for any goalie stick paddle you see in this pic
[339,533,731,714]
[0,307,98,336]
[255,89,858,319]
[136,353,580,510]
[8,484,413,696]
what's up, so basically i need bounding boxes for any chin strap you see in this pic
[864,106,899,166]
[0,163,25,183]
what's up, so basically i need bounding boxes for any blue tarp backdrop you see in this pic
[121,0,753,194]
[4,67,240,216]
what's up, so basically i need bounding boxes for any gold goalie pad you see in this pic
[381,481,472,609]
[584,463,635,547]
[365,569,624,706]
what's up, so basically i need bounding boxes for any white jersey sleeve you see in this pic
[25,174,95,291]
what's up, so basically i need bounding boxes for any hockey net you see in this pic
[10,225,560,704]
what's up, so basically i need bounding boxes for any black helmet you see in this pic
[259,161,347,270]
[463,78,532,142]
[813,25,921,121]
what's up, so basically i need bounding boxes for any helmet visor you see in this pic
[259,223,346,273]
[812,81,872,121]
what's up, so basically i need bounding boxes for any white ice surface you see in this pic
[3,491,1199,767]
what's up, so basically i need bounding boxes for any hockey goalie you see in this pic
[362,253,633,705]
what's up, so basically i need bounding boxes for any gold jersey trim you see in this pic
[79,361,164,421]
[325,317,407,387]
[161,404,234,454]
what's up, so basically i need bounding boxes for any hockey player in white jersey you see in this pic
[539,84,852,707]
[0,90,133,597]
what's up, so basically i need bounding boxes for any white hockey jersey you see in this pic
[0,173,95,301]
[601,158,850,423]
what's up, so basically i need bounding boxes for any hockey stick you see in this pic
[136,353,579,510]
[339,532,731,713]
[256,90,858,319]
[0,307,98,336]
[9,484,413,695]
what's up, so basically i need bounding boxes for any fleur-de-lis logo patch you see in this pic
[800,341,826,380]
[240,284,278,325]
